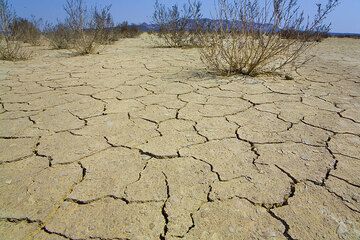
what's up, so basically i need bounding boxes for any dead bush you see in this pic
[10,17,42,45]
[0,0,30,61]
[279,29,329,42]
[92,5,117,44]
[44,23,73,49]
[116,21,141,39]
[0,39,31,60]
[63,0,97,54]
[63,0,114,55]
[199,0,339,76]
[152,0,202,47]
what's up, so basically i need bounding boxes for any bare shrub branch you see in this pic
[10,16,42,45]
[199,0,339,76]
[63,0,97,55]
[116,21,141,39]
[62,0,116,55]
[152,0,203,47]
[0,0,31,61]
[92,5,117,44]
[44,22,73,49]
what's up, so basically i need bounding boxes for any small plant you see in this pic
[198,0,339,76]
[0,0,30,61]
[152,0,203,47]
[11,17,42,45]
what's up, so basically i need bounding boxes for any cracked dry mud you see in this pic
[0,36,360,240]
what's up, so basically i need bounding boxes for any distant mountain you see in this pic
[136,22,159,32]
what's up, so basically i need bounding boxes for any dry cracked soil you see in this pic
[0,35,359,240]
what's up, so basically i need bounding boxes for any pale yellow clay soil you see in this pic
[0,35,359,240]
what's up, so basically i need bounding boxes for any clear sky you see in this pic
[9,0,360,34]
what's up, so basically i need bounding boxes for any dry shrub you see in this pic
[152,0,202,47]
[63,0,115,55]
[45,2,125,51]
[199,0,339,76]
[44,23,73,49]
[0,0,30,61]
[10,17,42,45]
[63,0,97,55]
[0,39,31,60]
[116,21,141,39]
[92,5,117,44]
[279,29,329,42]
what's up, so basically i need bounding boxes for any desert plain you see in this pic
[0,35,359,239]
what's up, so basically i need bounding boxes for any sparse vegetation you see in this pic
[152,0,203,47]
[63,0,99,55]
[11,16,42,45]
[116,21,141,39]
[198,0,339,76]
[44,23,73,49]
[0,0,31,61]
[92,5,117,44]
[44,1,141,53]
[62,0,117,55]
[279,29,329,42]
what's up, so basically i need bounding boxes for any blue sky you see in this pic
[10,0,360,34]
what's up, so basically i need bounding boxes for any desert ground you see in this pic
[0,35,359,239]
